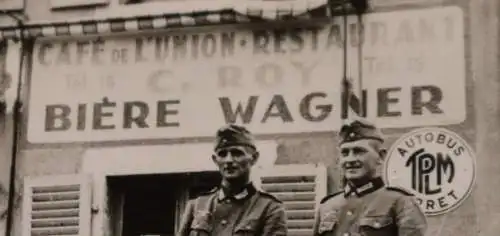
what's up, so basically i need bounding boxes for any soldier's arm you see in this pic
[261,201,288,236]
[394,195,427,236]
[176,200,195,236]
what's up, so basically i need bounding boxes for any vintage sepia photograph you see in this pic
[0,0,493,235]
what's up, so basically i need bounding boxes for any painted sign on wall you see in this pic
[384,127,476,216]
[27,6,465,143]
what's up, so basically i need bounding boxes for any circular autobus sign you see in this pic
[384,127,476,216]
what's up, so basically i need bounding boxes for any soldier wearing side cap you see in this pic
[313,118,427,236]
[177,124,287,236]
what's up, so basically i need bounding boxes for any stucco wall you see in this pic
[469,0,500,235]
[0,0,497,235]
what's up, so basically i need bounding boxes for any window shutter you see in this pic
[22,174,92,236]
[259,164,327,236]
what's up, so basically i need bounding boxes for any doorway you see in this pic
[107,172,221,236]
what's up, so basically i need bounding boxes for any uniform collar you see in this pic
[217,183,257,201]
[344,177,384,198]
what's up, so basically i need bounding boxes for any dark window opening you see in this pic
[107,172,221,236]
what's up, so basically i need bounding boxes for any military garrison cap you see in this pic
[214,124,256,151]
[339,117,384,144]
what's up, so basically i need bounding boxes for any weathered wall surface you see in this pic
[0,0,497,235]
[469,0,500,235]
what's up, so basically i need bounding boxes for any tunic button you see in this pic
[346,211,353,216]
[343,233,349,236]
[374,222,381,228]
[221,220,228,225]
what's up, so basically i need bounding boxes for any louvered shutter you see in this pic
[22,174,92,236]
[260,164,327,236]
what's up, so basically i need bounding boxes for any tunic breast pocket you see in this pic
[234,219,260,236]
[317,211,338,235]
[359,215,394,236]
[189,211,213,236]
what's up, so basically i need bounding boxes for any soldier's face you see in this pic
[339,139,383,180]
[212,146,258,180]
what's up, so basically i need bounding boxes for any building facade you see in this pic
[0,0,497,235]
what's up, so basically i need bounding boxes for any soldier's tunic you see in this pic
[177,183,287,236]
[313,177,427,236]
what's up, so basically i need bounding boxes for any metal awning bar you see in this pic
[233,0,329,20]
[0,0,337,40]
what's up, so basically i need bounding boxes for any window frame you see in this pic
[82,141,278,236]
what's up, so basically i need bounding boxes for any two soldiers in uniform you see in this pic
[177,119,427,236]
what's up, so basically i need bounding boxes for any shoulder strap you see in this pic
[320,191,342,204]
[258,190,283,203]
[386,186,414,196]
